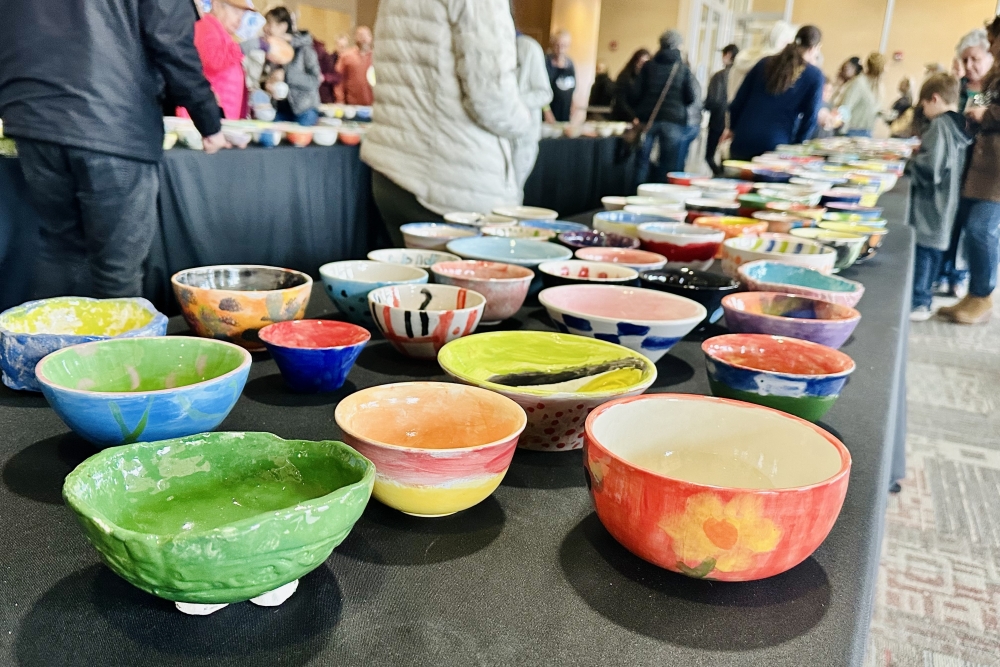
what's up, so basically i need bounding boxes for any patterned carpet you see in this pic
[865,303,1000,667]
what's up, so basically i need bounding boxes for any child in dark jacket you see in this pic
[906,74,973,321]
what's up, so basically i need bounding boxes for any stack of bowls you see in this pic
[320,260,429,325]
[636,222,726,270]
[259,319,370,393]
[738,260,865,307]
[721,233,837,278]
[430,260,533,325]
[537,260,639,288]
[400,223,479,250]
[368,284,485,359]
[721,292,861,348]
[640,268,740,324]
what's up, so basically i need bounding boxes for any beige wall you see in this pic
[513,0,553,48]
[791,0,888,81]
[551,0,603,115]
[355,0,378,29]
[596,0,682,78]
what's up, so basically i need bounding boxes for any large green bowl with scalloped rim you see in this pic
[63,432,374,604]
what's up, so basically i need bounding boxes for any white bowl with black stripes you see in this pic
[368,284,486,360]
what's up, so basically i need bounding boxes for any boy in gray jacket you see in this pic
[906,74,973,321]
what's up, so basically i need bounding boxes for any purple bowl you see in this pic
[557,230,641,250]
[721,291,861,349]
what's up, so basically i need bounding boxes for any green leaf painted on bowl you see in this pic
[677,557,717,579]
[109,400,151,444]
[63,432,374,604]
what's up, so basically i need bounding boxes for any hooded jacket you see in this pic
[360,0,532,215]
[630,48,697,126]
[906,111,973,250]
[284,31,322,116]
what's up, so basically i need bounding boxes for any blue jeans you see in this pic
[938,197,970,289]
[845,129,872,138]
[634,121,686,186]
[959,197,1000,297]
[676,124,700,173]
[912,245,944,309]
[275,106,319,127]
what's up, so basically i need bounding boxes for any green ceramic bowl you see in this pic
[63,432,375,604]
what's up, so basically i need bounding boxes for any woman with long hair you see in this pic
[839,52,885,137]
[727,25,824,160]
[611,48,650,123]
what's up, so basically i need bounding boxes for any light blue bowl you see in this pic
[519,219,590,234]
[446,237,572,267]
[592,211,675,238]
[319,260,429,325]
[0,297,168,392]
[737,260,865,307]
[35,337,251,448]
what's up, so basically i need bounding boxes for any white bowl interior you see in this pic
[402,224,478,239]
[726,236,833,256]
[369,284,485,311]
[321,260,427,283]
[591,397,843,489]
[539,260,637,281]
[541,285,705,323]
[368,249,461,265]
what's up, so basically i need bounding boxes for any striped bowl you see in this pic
[368,284,485,359]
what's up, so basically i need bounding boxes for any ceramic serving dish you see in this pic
[765,201,826,220]
[557,230,640,251]
[721,234,837,278]
[702,334,855,422]
[584,394,850,581]
[430,260,533,325]
[817,222,888,261]
[537,260,639,289]
[636,222,725,270]
[492,206,558,221]
[751,211,811,234]
[368,284,485,359]
[539,284,705,362]
[446,237,572,267]
[63,432,374,610]
[738,260,865,307]
[593,211,672,239]
[721,292,861,349]
[335,382,525,516]
[400,223,479,250]
[789,228,866,272]
[693,216,768,257]
[639,268,740,325]
[319,260,428,325]
[259,320,369,393]
[36,337,251,447]
[172,265,311,351]
[438,331,657,451]
[0,297,167,392]
[574,247,667,272]
[519,219,589,234]
[482,225,557,241]
[367,248,461,269]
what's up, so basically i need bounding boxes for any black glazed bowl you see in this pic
[639,268,740,324]
[557,230,641,251]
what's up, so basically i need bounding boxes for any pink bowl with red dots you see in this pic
[437,331,657,451]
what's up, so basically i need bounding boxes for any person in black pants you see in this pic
[0,0,227,299]
[704,44,739,175]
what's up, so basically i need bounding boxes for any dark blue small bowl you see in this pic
[557,230,641,250]
[259,320,370,393]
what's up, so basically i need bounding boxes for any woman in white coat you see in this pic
[361,0,533,246]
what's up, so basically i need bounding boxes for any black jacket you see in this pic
[630,48,696,126]
[0,0,221,162]
[705,65,731,130]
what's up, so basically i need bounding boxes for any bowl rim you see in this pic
[491,205,559,220]
[789,228,867,243]
[367,249,462,264]
[62,431,376,541]
[723,234,837,257]
[367,283,487,312]
[693,216,766,228]
[34,336,253,396]
[171,264,313,292]
[721,291,861,324]
[557,230,640,247]
[539,284,708,327]
[334,381,528,453]
[399,222,481,237]
[445,236,574,263]
[537,259,639,281]
[639,269,740,291]
[574,247,668,265]
[701,333,857,378]
[517,219,590,231]
[319,259,429,283]
[818,222,889,236]
[258,319,372,350]
[636,221,727,239]
[585,393,852,492]
[0,296,167,338]
[481,225,557,239]
[430,259,535,282]
[738,260,864,294]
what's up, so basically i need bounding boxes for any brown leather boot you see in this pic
[937,295,971,320]
[939,295,993,324]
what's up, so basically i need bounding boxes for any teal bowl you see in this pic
[63,432,375,605]
[737,260,865,307]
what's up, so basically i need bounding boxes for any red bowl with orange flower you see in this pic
[584,393,851,582]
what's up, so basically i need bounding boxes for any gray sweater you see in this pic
[284,32,322,116]
[905,111,972,250]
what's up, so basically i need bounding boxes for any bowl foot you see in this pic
[175,602,229,616]
[401,511,458,518]
[250,579,299,607]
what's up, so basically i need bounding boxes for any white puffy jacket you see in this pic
[360,0,533,215]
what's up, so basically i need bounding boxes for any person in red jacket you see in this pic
[182,0,252,120]
[335,26,374,106]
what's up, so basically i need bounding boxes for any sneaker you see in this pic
[909,305,933,322]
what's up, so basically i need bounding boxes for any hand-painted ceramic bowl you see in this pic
[438,331,657,451]
[624,204,688,220]
[584,394,851,581]
[519,219,590,234]
[338,130,361,145]
[789,228,866,272]
[626,195,674,207]
[639,268,740,324]
[443,212,516,227]
[693,216,768,257]
[751,211,811,234]
[481,225,557,241]
[755,188,823,207]
[537,260,639,289]
[252,128,283,147]
[367,248,461,269]
[826,202,882,219]
[820,188,866,206]
[721,234,837,278]
[446,237,573,267]
[684,198,741,223]
[311,127,338,146]
[574,247,668,272]
[172,265,312,351]
[721,292,861,349]
[400,223,479,250]
[368,284,485,359]
[492,206,559,221]
[765,201,826,220]
[691,177,755,195]
[557,230,641,251]
[636,222,725,270]
[335,382,525,516]
[636,183,703,203]
[258,320,369,393]
[738,260,865,307]
[667,171,699,185]
[539,285,705,362]
[430,260,533,325]
[702,334,855,422]
[35,337,251,447]
[0,297,167,392]
[63,432,374,606]
[319,260,429,325]
[593,211,673,239]
[821,212,887,226]
[602,196,628,210]
[817,222,889,261]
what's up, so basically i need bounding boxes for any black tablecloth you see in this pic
[0,137,635,313]
[0,185,913,666]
